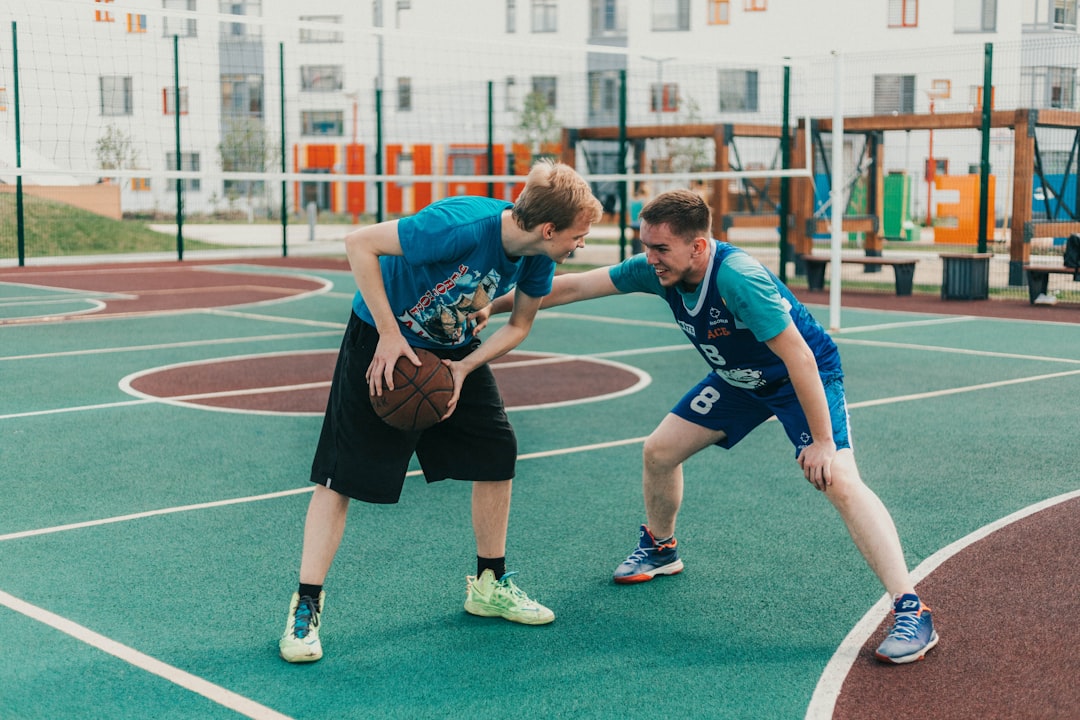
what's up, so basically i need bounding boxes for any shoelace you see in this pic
[496,572,531,602]
[292,596,320,639]
[886,610,921,641]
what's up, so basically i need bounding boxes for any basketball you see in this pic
[370,348,454,431]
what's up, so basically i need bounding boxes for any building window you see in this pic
[504,76,517,111]
[1055,0,1080,29]
[220,0,262,40]
[0,88,8,112]
[166,152,200,191]
[299,15,343,43]
[650,82,680,112]
[100,76,133,116]
[532,76,557,108]
[163,87,189,114]
[163,0,197,37]
[888,0,917,28]
[506,0,516,32]
[717,69,758,111]
[221,74,264,117]
[707,0,730,24]
[954,0,995,32]
[744,0,766,10]
[589,70,620,114]
[301,66,344,92]
[590,0,626,36]
[132,177,151,192]
[301,111,344,136]
[127,13,148,32]
[95,0,115,23]
[873,74,915,113]
[652,0,690,31]
[1023,66,1075,109]
[397,77,412,111]
[531,0,557,32]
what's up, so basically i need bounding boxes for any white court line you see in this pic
[0,330,342,363]
[830,315,979,334]
[804,487,1080,720]
[0,590,295,719]
[834,337,1080,365]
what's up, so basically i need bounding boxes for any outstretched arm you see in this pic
[488,266,620,316]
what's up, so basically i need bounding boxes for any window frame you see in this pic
[717,68,758,112]
[299,15,344,43]
[531,0,557,32]
[300,65,344,93]
[707,0,730,24]
[887,0,918,28]
[954,0,996,33]
[301,110,345,136]
[163,0,197,38]
[100,76,134,117]
[166,151,200,192]
[163,86,189,115]
[651,0,690,31]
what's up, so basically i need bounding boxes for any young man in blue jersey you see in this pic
[490,188,938,664]
[278,160,603,663]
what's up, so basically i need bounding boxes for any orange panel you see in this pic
[346,144,365,217]
[412,144,433,210]
[933,174,995,245]
[386,144,404,214]
[306,144,335,169]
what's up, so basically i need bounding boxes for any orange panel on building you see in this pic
[345,143,365,218]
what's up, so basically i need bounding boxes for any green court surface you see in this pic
[1,264,1078,719]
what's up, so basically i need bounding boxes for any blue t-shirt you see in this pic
[352,196,556,349]
[608,240,840,392]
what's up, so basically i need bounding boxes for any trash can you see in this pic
[940,253,992,300]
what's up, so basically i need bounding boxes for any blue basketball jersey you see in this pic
[609,240,840,392]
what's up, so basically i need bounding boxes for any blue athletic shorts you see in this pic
[670,370,851,457]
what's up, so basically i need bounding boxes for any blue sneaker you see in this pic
[874,593,939,664]
[613,525,684,584]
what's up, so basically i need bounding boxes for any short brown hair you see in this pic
[638,189,711,240]
[512,159,604,232]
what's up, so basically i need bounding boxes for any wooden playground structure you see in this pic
[561,109,1080,287]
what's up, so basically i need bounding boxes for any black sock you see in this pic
[298,583,323,609]
[477,556,506,580]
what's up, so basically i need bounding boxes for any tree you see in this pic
[516,91,561,157]
[94,125,140,188]
[217,117,279,215]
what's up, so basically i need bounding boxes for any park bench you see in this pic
[1023,264,1080,304]
[799,254,919,296]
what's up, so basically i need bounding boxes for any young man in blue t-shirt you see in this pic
[278,161,603,663]
[489,188,938,665]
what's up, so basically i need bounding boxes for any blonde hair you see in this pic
[512,159,603,231]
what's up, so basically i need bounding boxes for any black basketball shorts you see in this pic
[309,312,517,504]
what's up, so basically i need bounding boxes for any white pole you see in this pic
[829,51,844,332]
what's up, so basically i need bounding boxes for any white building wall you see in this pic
[0,0,1075,220]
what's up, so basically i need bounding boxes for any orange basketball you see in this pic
[369,348,454,431]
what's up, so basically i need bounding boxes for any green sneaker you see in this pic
[464,570,554,625]
[279,592,324,663]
